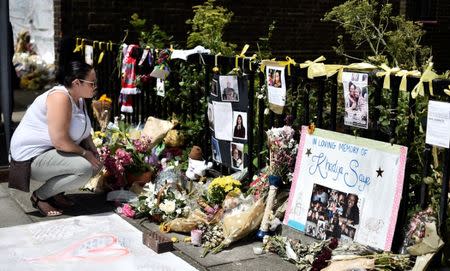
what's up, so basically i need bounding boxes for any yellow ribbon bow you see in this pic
[234,44,250,71]
[324,64,344,78]
[73,38,85,53]
[411,62,438,99]
[336,62,377,83]
[300,56,326,79]
[395,70,421,92]
[276,56,297,76]
[376,64,400,90]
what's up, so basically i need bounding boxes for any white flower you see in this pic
[93,138,103,147]
[160,199,176,214]
[174,190,186,201]
[176,209,182,215]
[264,108,270,115]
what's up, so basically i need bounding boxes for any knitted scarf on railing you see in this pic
[120,44,139,113]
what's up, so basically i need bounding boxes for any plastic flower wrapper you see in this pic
[266,126,298,184]
[209,197,265,255]
[247,169,269,201]
[159,209,209,234]
[92,94,112,131]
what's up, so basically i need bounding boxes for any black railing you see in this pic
[55,38,450,253]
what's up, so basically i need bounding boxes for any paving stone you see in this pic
[0,196,33,228]
[208,254,298,271]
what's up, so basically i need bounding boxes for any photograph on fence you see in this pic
[305,183,361,242]
[211,78,219,97]
[212,101,232,141]
[230,142,244,171]
[342,72,369,129]
[211,136,222,163]
[232,111,247,140]
[265,65,286,108]
[284,126,407,250]
[219,75,239,102]
[156,78,165,97]
[208,103,214,131]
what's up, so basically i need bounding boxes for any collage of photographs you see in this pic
[305,184,361,242]
[209,75,246,171]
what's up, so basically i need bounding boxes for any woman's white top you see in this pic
[10,85,92,161]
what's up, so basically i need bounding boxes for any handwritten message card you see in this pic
[284,127,407,250]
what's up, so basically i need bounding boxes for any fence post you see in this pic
[317,79,325,128]
[303,82,310,125]
[330,77,338,131]
[257,72,266,170]
[247,70,255,181]
[203,59,211,158]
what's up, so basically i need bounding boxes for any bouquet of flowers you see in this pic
[132,182,190,222]
[266,126,298,184]
[96,121,156,188]
[205,176,241,205]
[92,94,112,131]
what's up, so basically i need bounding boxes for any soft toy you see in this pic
[186,146,212,181]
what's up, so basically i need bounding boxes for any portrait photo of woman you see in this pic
[232,112,247,140]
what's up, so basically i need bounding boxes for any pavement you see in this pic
[0,178,304,271]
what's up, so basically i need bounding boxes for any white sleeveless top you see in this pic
[10,85,92,161]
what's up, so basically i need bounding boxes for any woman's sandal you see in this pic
[49,192,75,209]
[30,192,63,217]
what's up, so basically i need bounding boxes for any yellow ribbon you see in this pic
[234,44,250,71]
[276,56,297,76]
[444,85,450,97]
[248,54,257,71]
[395,70,421,92]
[411,62,438,99]
[324,64,344,78]
[108,41,113,51]
[98,42,105,64]
[376,64,400,89]
[300,56,326,79]
[337,62,377,83]
[73,38,84,53]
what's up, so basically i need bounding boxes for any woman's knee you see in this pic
[73,158,93,177]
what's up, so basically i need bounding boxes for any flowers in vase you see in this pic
[266,126,298,183]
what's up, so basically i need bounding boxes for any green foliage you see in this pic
[130,13,173,49]
[323,0,431,69]
[186,0,236,55]
[257,20,276,60]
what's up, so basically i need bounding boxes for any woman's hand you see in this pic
[84,150,102,171]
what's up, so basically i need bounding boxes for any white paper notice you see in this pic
[84,45,93,65]
[213,101,233,141]
[426,100,450,148]
[266,65,286,106]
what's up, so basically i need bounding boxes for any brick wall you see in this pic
[55,0,449,71]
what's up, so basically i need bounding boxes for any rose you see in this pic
[121,203,136,218]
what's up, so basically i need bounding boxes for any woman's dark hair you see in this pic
[58,61,93,88]
[348,81,356,90]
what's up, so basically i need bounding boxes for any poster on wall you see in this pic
[342,72,369,129]
[284,126,407,250]
[266,65,286,114]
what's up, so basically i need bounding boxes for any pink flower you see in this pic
[121,203,136,218]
